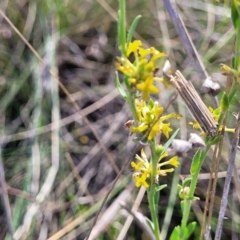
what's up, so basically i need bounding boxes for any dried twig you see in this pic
[163,0,219,106]
[163,0,208,81]
[171,71,217,136]
[214,110,240,240]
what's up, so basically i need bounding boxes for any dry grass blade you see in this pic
[120,202,155,240]
[117,186,146,240]
[87,189,132,240]
[163,0,208,81]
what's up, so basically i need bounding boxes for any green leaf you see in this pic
[118,0,126,54]
[184,222,197,239]
[154,190,160,211]
[170,226,181,240]
[182,178,192,188]
[115,71,127,99]
[145,217,154,232]
[155,184,167,192]
[190,150,202,175]
[127,15,142,43]
[170,222,196,240]
[148,98,154,108]
[178,184,183,191]
[162,128,180,153]
[206,135,223,146]
[132,136,149,144]
[232,0,240,69]
[220,92,229,111]
[232,0,240,30]
[180,200,185,213]
[154,129,179,159]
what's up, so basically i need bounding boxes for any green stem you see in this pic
[147,143,161,240]
[161,162,181,240]
[118,0,126,55]
[234,19,240,70]
[126,87,138,121]
[180,145,210,238]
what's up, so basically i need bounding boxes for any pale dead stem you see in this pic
[116,186,146,240]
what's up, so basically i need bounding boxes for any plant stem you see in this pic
[118,0,126,55]
[180,146,210,238]
[161,163,181,240]
[233,17,240,70]
[147,143,161,240]
[126,87,138,121]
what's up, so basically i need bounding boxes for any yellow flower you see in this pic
[189,121,201,129]
[135,99,163,125]
[126,40,142,57]
[131,148,179,188]
[155,77,172,89]
[149,47,166,61]
[148,122,161,140]
[116,40,166,100]
[133,173,149,188]
[164,156,180,167]
[136,73,160,101]
[130,99,181,140]
[209,106,221,122]
[131,149,152,188]
[115,57,137,77]
[160,123,173,139]
[188,106,236,134]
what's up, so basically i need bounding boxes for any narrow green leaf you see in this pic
[154,190,160,211]
[206,135,223,146]
[184,222,197,239]
[115,71,127,99]
[190,150,202,175]
[178,184,183,192]
[148,98,154,108]
[220,92,229,111]
[182,178,192,188]
[118,0,126,54]
[170,226,181,240]
[155,184,167,192]
[232,0,240,69]
[232,0,240,30]
[180,200,185,213]
[145,217,154,232]
[162,128,180,153]
[127,15,142,43]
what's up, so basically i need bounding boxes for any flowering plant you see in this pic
[114,1,240,240]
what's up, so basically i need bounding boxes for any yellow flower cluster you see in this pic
[116,40,181,188]
[131,148,179,188]
[116,40,167,100]
[189,106,220,131]
[130,99,182,140]
[189,106,235,134]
